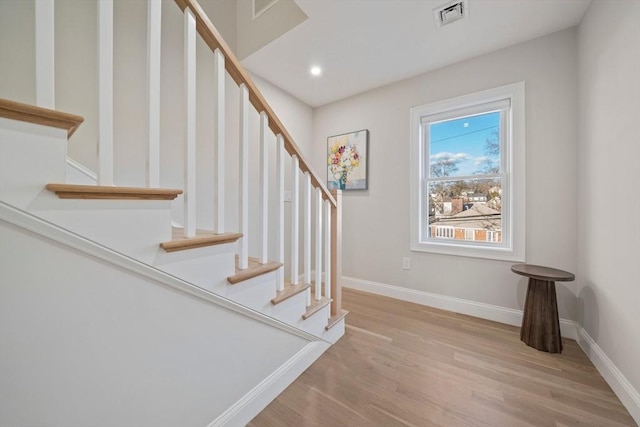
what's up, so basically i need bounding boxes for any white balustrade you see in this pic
[290,155,300,284]
[259,112,269,264]
[315,188,322,301]
[303,172,311,306]
[238,84,249,269]
[183,7,196,237]
[276,134,285,291]
[213,48,225,233]
[146,0,162,188]
[324,199,331,301]
[98,0,114,186]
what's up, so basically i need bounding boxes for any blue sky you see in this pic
[429,111,500,177]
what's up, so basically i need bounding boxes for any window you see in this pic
[409,82,525,261]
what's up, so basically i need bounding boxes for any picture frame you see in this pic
[327,129,369,190]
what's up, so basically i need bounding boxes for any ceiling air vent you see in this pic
[253,0,279,19]
[433,0,468,27]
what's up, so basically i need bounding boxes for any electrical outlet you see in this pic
[402,257,411,270]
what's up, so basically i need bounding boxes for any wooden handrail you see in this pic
[0,98,84,138]
[173,0,336,208]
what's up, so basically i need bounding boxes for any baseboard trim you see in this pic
[342,276,577,340]
[207,340,331,427]
[576,328,640,425]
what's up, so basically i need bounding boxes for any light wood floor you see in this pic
[248,288,636,427]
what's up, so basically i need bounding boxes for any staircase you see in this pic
[0,0,346,425]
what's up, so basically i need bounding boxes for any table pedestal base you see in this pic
[520,278,563,353]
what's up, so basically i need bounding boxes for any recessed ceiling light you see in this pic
[310,66,322,76]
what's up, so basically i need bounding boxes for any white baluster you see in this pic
[315,188,322,301]
[213,48,225,233]
[324,199,331,301]
[238,84,249,270]
[290,155,300,284]
[259,112,269,264]
[276,134,285,291]
[183,7,196,237]
[35,0,55,109]
[303,172,311,306]
[147,0,161,188]
[98,0,113,186]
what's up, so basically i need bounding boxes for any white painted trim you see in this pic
[66,157,97,182]
[577,328,640,425]
[207,340,330,427]
[409,82,526,262]
[35,0,55,109]
[0,201,326,345]
[342,276,577,340]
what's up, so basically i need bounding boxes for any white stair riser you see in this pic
[0,119,67,210]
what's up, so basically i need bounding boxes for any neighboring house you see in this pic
[430,204,502,242]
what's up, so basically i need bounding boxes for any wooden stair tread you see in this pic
[0,98,84,138]
[271,280,311,305]
[325,310,349,331]
[302,297,332,320]
[161,228,242,252]
[46,184,182,200]
[227,257,282,285]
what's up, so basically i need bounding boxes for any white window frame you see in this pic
[409,82,525,261]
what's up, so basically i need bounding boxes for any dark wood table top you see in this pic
[511,263,575,282]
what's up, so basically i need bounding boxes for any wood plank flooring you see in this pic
[248,288,636,427]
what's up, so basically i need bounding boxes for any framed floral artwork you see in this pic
[327,129,368,190]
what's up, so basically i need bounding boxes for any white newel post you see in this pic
[183,7,196,237]
[98,0,114,186]
[315,188,322,301]
[35,0,55,109]
[290,155,300,284]
[303,172,311,306]
[259,112,269,264]
[238,84,249,270]
[213,49,225,233]
[276,135,285,291]
[146,0,161,188]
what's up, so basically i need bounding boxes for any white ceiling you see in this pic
[242,0,591,107]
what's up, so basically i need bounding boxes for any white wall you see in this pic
[0,0,36,104]
[311,28,579,320]
[577,0,640,407]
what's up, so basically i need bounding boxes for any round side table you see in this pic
[511,264,575,354]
